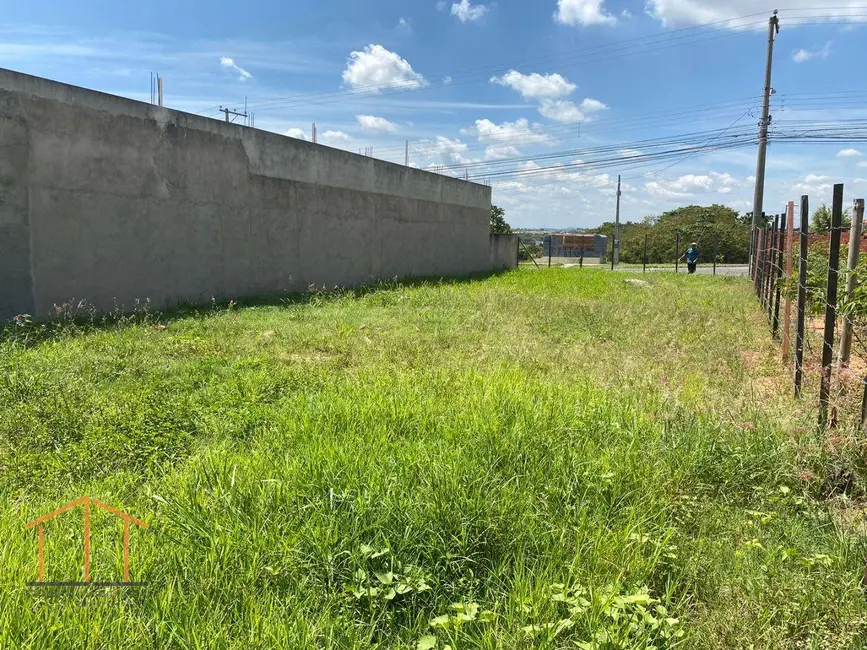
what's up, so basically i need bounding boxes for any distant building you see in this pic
[543,234,609,259]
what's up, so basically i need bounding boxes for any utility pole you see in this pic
[751,10,780,233]
[613,174,622,267]
[405,140,409,166]
[157,75,164,107]
[220,106,248,123]
[312,123,317,144]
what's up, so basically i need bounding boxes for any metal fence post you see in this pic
[819,184,845,427]
[795,196,809,397]
[675,232,680,274]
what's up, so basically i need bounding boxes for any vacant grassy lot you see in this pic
[1,269,866,649]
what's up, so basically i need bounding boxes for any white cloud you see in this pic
[342,44,426,92]
[539,99,585,123]
[837,148,863,158]
[554,0,617,26]
[621,9,633,18]
[618,149,643,158]
[645,174,716,198]
[396,17,413,34]
[490,70,577,100]
[537,97,607,123]
[580,98,607,113]
[465,118,552,146]
[451,0,489,22]
[414,136,469,164]
[220,56,252,81]
[794,173,834,194]
[322,130,351,142]
[859,161,867,168]
[356,115,399,133]
[485,145,522,160]
[647,2,865,29]
[793,42,831,63]
[284,128,308,140]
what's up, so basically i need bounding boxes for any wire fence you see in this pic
[750,185,867,430]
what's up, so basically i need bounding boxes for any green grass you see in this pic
[1,268,866,649]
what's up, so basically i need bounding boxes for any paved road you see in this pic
[613,265,749,277]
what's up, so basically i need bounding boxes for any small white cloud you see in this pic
[793,42,831,63]
[436,0,448,10]
[618,149,643,158]
[490,70,577,100]
[621,9,632,18]
[468,118,552,146]
[485,145,521,160]
[322,130,351,142]
[220,56,252,81]
[342,44,426,92]
[356,115,399,133]
[539,99,585,123]
[837,148,863,158]
[580,98,607,113]
[396,17,413,34]
[858,161,867,168]
[554,0,617,26]
[451,0,489,22]
[284,128,308,140]
[443,75,453,85]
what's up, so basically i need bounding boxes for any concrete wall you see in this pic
[0,68,494,320]
[489,234,518,270]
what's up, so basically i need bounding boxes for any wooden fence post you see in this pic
[783,201,795,359]
[773,213,786,337]
[643,235,648,274]
[713,231,718,276]
[795,196,809,397]
[819,184,844,427]
[675,232,680,274]
[838,198,865,367]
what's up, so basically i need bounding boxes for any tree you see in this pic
[812,204,851,235]
[490,205,512,234]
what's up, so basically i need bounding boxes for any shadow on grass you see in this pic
[0,269,514,350]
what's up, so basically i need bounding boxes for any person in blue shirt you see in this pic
[683,242,700,274]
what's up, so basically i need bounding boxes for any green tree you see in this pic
[812,204,851,235]
[490,205,512,234]
[597,205,750,264]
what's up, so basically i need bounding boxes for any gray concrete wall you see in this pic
[0,68,493,320]
[489,234,518,271]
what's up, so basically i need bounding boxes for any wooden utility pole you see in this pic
[751,11,780,233]
[782,201,795,359]
[838,198,866,367]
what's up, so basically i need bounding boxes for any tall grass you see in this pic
[1,269,865,649]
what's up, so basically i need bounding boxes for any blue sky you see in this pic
[2,0,867,228]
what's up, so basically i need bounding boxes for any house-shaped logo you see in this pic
[25,496,148,587]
